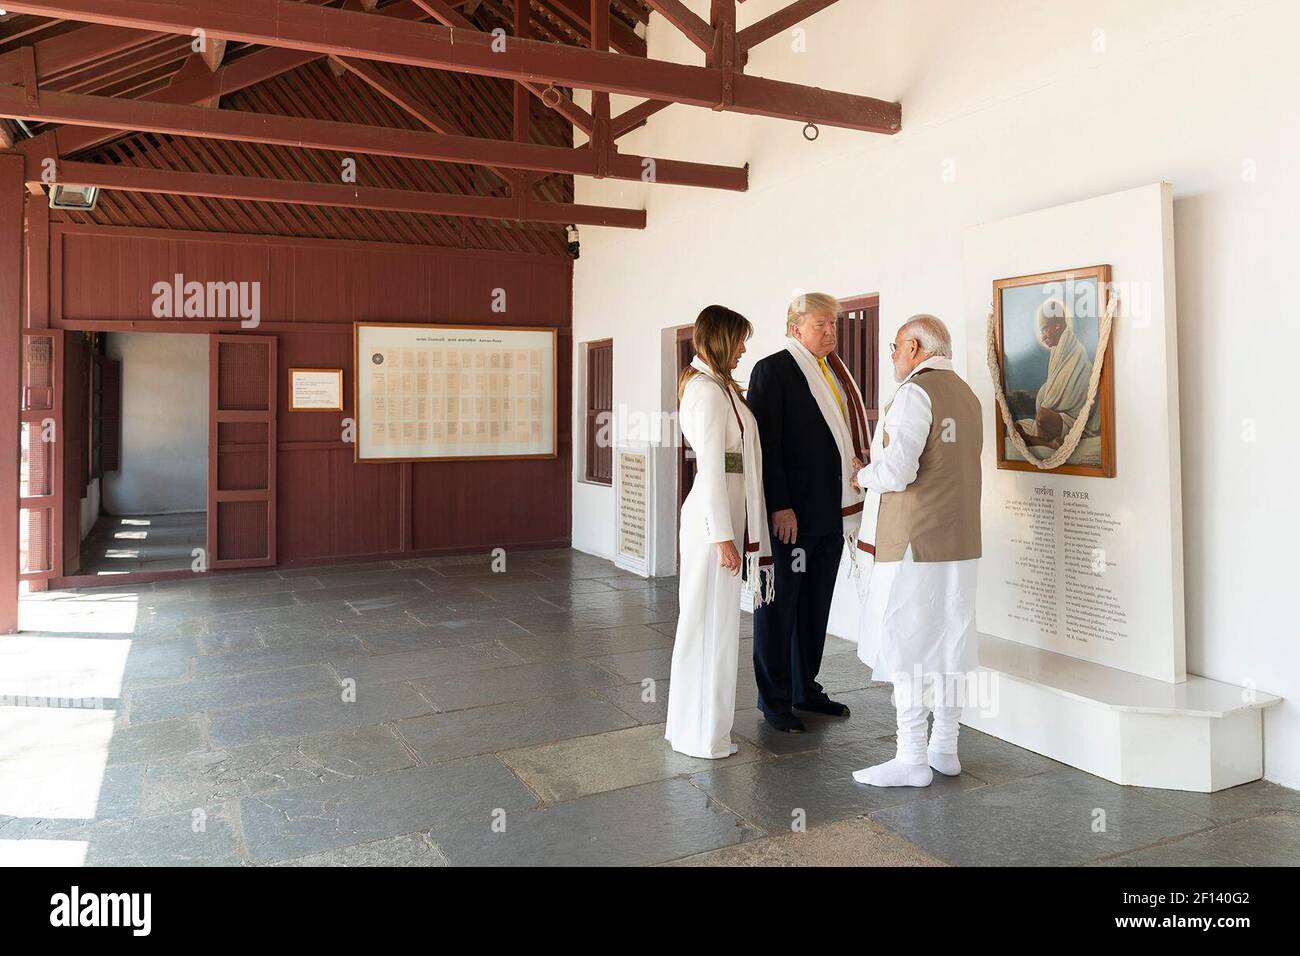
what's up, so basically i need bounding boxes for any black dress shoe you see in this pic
[764,712,807,734]
[794,698,852,718]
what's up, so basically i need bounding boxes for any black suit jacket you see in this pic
[747,350,845,539]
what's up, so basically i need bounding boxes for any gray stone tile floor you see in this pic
[2,548,1297,867]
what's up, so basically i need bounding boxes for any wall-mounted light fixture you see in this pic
[48,184,100,211]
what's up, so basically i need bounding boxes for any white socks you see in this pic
[928,748,961,776]
[852,758,933,788]
[851,750,961,787]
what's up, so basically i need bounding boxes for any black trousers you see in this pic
[752,529,841,718]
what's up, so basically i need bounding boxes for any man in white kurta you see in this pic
[850,315,983,788]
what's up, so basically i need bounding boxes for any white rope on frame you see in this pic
[985,292,1117,471]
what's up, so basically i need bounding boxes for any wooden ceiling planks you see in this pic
[18,3,580,255]
[2,1,885,255]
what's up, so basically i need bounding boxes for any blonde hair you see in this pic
[678,305,753,403]
[786,292,841,335]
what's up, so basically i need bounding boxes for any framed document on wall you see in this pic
[354,322,558,462]
[288,368,344,411]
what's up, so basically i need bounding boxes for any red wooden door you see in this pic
[208,334,277,569]
[19,331,63,582]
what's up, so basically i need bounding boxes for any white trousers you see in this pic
[665,472,747,759]
[893,672,962,765]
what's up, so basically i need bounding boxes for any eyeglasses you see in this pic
[889,338,918,355]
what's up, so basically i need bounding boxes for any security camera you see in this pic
[565,224,580,260]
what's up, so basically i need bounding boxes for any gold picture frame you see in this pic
[992,265,1116,478]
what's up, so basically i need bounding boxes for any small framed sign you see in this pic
[289,368,344,411]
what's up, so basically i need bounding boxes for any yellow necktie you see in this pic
[818,357,845,416]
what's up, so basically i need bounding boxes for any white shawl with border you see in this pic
[783,337,870,551]
[691,356,775,606]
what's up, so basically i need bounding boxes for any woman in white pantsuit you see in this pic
[666,306,774,759]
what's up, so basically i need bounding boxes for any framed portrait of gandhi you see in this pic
[354,322,557,463]
[992,265,1116,478]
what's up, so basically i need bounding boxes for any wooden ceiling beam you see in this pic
[200,36,227,72]
[643,0,714,53]
[588,0,611,177]
[0,0,900,133]
[0,22,160,86]
[14,0,440,159]
[406,0,596,140]
[737,0,839,53]
[38,158,647,228]
[0,83,749,190]
[329,55,513,186]
[610,97,669,138]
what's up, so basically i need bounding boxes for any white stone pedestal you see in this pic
[963,634,1281,792]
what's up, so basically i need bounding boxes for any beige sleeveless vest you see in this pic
[875,368,982,563]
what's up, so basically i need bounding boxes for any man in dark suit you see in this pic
[747,293,861,733]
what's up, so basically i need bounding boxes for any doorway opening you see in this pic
[75,332,210,575]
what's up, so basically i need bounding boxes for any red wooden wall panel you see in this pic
[277,448,405,561]
[52,224,573,568]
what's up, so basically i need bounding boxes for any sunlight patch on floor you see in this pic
[18,592,140,634]
[0,636,133,701]
[0,706,116,819]
[0,839,89,866]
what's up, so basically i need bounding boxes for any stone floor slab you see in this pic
[395,691,636,764]
[665,815,946,867]
[58,801,243,866]
[191,633,365,678]
[328,642,523,688]
[597,680,670,725]
[359,623,525,656]
[590,647,674,683]
[1091,812,1300,866]
[500,723,761,803]
[411,659,621,712]
[871,766,1213,867]
[1134,779,1300,825]
[106,716,208,766]
[140,725,415,813]
[208,683,434,747]
[498,624,674,664]
[274,831,448,867]
[126,664,340,723]
[433,778,759,866]
[240,757,536,864]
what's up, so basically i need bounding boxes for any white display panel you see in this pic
[964,183,1186,683]
[355,323,557,462]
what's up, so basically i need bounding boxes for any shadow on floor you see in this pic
[79,512,206,575]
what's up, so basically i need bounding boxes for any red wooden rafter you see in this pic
[0,0,899,133]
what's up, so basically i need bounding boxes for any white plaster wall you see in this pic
[571,0,1300,786]
[79,477,99,540]
[103,333,208,516]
